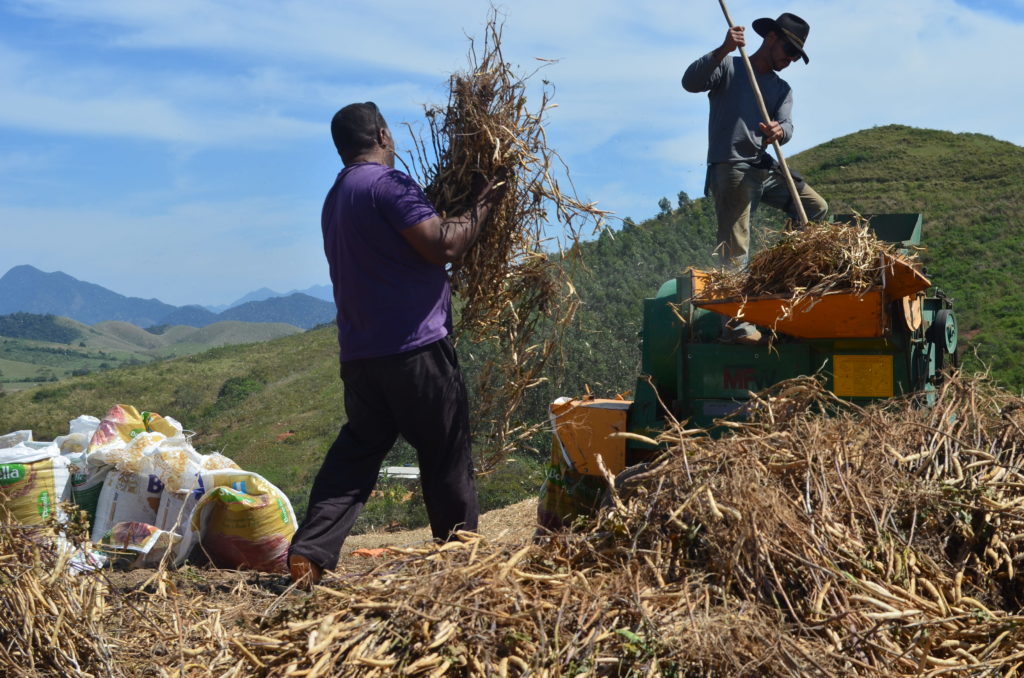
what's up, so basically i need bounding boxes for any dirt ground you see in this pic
[337,497,538,571]
[104,497,539,591]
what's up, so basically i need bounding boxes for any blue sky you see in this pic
[1,0,1021,307]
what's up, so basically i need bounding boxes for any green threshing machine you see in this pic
[541,214,957,525]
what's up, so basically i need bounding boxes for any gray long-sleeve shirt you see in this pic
[682,53,793,164]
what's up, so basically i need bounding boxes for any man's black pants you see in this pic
[289,337,479,570]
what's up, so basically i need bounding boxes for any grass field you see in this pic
[0,317,302,391]
[0,324,547,529]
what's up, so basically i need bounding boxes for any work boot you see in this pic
[288,553,323,591]
[720,320,763,345]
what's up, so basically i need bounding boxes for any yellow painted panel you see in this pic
[833,355,893,397]
[550,398,630,475]
[697,289,889,339]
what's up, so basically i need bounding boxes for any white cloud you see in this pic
[1,0,1023,303]
[6,0,1021,151]
[9,0,475,75]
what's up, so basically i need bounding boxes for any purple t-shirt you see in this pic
[322,162,449,362]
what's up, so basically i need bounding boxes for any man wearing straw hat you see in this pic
[683,12,828,343]
[288,102,505,589]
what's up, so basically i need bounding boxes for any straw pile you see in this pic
[0,511,114,676]
[590,372,1024,675]
[6,371,1024,677]
[405,9,607,466]
[699,217,906,306]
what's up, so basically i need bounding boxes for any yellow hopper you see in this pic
[692,255,931,339]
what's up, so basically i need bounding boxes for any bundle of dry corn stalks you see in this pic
[699,217,906,305]
[405,9,607,467]
[8,373,1024,677]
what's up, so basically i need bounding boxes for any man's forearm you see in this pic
[440,202,490,261]
[401,175,505,266]
[710,44,732,62]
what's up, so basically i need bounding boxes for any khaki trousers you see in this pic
[709,161,828,267]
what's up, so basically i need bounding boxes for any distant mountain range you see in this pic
[203,284,333,313]
[0,265,335,329]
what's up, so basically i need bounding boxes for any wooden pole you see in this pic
[716,0,808,226]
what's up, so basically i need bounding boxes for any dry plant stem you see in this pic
[7,376,1024,675]
[698,216,905,311]
[404,9,607,468]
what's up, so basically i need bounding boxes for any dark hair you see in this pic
[330,102,387,159]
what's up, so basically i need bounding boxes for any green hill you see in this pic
[0,327,341,513]
[0,125,1020,530]
[0,312,82,343]
[92,320,168,351]
[0,315,303,391]
[173,321,304,349]
[795,125,1024,385]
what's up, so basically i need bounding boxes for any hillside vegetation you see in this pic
[0,327,340,509]
[0,312,82,343]
[0,313,302,391]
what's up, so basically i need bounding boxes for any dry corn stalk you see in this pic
[595,371,1024,676]
[405,9,606,468]
[698,216,909,308]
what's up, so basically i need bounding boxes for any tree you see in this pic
[657,197,672,217]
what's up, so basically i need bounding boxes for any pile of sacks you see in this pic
[0,404,297,573]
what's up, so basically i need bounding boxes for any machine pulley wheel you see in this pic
[926,309,958,376]
[932,309,958,354]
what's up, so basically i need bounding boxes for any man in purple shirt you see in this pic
[288,102,504,589]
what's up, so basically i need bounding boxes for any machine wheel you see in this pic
[934,310,958,353]
[927,309,958,373]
